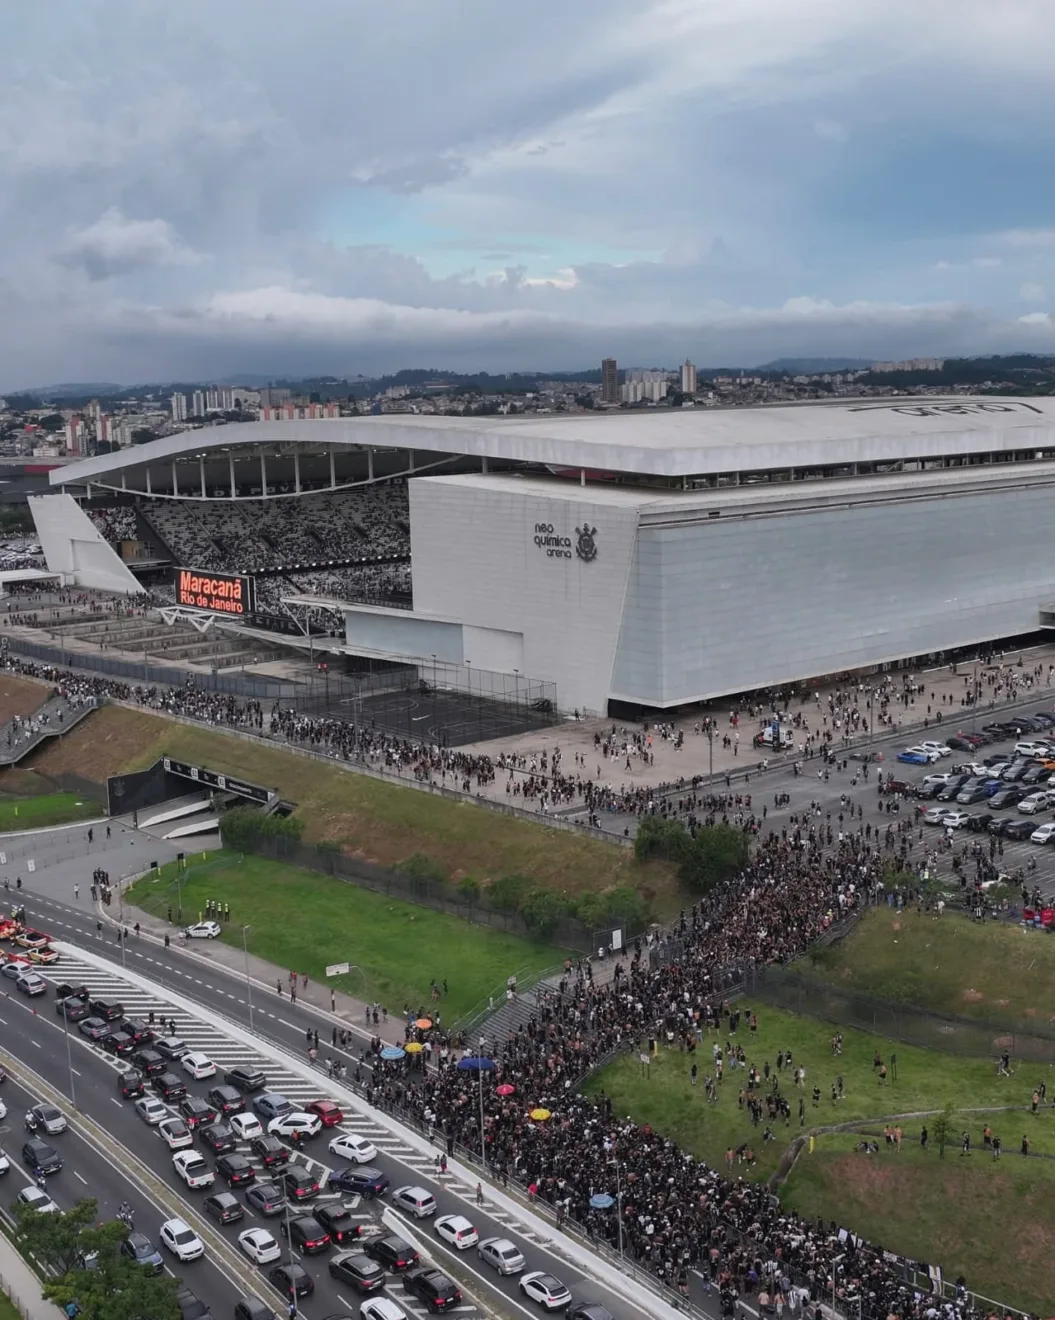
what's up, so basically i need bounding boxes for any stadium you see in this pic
[28,395,1055,721]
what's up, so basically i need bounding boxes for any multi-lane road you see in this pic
[0,931,666,1320]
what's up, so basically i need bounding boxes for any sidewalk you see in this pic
[0,1232,63,1320]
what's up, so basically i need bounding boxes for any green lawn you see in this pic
[125,852,564,1020]
[781,1119,1055,1316]
[797,904,1055,1025]
[0,1290,21,1320]
[585,1000,1048,1182]
[0,791,99,832]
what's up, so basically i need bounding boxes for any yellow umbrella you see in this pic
[530,1107,551,1121]
[404,1041,425,1054]
[415,1018,433,1030]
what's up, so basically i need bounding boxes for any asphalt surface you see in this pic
[0,931,661,1320]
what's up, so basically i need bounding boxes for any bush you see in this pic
[602,885,648,934]
[633,816,691,863]
[678,824,750,895]
[489,872,532,914]
[220,805,304,850]
[520,888,570,940]
[400,854,448,887]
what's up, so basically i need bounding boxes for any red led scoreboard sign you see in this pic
[175,568,255,616]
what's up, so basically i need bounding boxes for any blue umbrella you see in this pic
[457,1056,496,1072]
[589,1193,615,1210]
[380,1046,406,1061]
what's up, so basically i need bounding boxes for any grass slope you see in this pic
[585,1000,1048,1181]
[0,791,99,831]
[799,905,1055,1025]
[126,852,564,1019]
[782,1124,1055,1315]
[0,672,47,725]
[33,706,676,906]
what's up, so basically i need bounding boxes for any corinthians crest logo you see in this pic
[575,524,598,563]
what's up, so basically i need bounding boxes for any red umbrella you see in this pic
[495,1083,515,1097]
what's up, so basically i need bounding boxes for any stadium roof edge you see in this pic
[51,395,1055,484]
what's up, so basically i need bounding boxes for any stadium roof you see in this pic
[53,396,1055,484]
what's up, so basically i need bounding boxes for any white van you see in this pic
[753,725,794,750]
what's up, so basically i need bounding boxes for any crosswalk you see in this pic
[35,948,522,1319]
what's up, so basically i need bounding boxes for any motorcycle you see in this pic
[24,1110,38,1133]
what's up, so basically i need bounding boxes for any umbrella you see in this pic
[404,1041,424,1054]
[457,1056,496,1072]
[530,1107,552,1121]
[380,1046,406,1061]
[589,1193,615,1210]
[415,1017,433,1030]
[495,1083,516,1097]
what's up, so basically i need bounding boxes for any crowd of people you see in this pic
[359,835,1011,1320]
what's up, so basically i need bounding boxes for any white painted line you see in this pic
[74,1171,88,1185]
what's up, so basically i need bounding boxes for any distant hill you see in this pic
[756,357,874,374]
[19,382,123,398]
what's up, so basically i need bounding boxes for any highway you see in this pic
[0,938,660,1320]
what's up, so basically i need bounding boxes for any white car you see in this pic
[268,1113,322,1141]
[434,1214,479,1251]
[905,746,942,763]
[328,1132,377,1164]
[134,1096,168,1126]
[1031,822,1055,845]
[918,741,953,758]
[158,1118,194,1151]
[16,1185,58,1214]
[160,1217,204,1262]
[478,1236,525,1275]
[941,809,970,829]
[181,1052,216,1080]
[0,1149,9,1175]
[519,1271,573,1311]
[922,772,955,786]
[229,1113,264,1142]
[923,806,951,825]
[0,1099,6,1121]
[183,921,221,940]
[238,1227,282,1265]
[1018,792,1051,815]
[172,1151,215,1188]
[360,1300,410,1320]
[1015,741,1053,758]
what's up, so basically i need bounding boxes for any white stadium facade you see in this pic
[29,395,1055,716]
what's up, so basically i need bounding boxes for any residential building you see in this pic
[680,359,697,395]
[601,358,619,405]
[170,393,188,422]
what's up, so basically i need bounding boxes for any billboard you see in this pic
[175,567,255,616]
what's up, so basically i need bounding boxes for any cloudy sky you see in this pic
[4,0,1055,387]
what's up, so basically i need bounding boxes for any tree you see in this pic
[678,825,750,896]
[520,888,569,941]
[457,875,481,916]
[44,1219,181,1320]
[39,413,66,433]
[130,427,155,445]
[488,872,531,915]
[15,1197,100,1275]
[933,1102,955,1160]
[633,816,691,863]
[602,885,648,934]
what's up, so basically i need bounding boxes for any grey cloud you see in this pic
[56,208,202,281]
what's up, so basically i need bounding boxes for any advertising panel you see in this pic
[175,567,255,616]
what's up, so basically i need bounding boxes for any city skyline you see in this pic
[3,1,1055,388]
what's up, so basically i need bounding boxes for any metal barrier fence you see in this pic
[752,964,1055,1062]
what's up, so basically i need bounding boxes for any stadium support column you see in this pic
[229,454,236,499]
[200,456,206,498]
[145,467,152,496]
[366,449,374,483]
[294,449,301,495]
[172,462,179,497]
[331,449,337,489]
[260,452,268,498]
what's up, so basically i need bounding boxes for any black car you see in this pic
[120,1018,155,1045]
[989,788,1023,809]
[175,1285,212,1320]
[53,982,90,1001]
[234,1303,278,1320]
[914,782,943,800]
[1023,765,1051,784]
[283,1166,319,1201]
[224,1066,267,1093]
[281,1215,331,1255]
[937,782,964,802]
[117,1068,146,1099]
[119,1231,164,1274]
[956,785,990,805]
[206,1085,243,1115]
[567,1306,616,1320]
[314,1204,360,1245]
[78,1016,112,1042]
[1005,819,1037,840]
[403,1266,462,1313]
[246,1181,286,1216]
[23,1138,62,1175]
[89,998,124,1022]
[199,1122,237,1155]
[152,1071,187,1102]
[988,817,1013,836]
[1003,763,1032,782]
[203,1191,245,1225]
[966,813,994,833]
[216,1154,256,1187]
[250,1135,288,1169]
[132,1048,166,1077]
[326,1166,389,1198]
[267,1264,313,1300]
[104,1030,137,1057]
[328,1251,384,1291]
[179,1096,217,1129]
[56,997,91,1022]
[366,1234,420,1272]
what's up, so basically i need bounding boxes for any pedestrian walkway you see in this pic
[0,1231,65,1320]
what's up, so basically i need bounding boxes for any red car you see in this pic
[307,1100,344,1128]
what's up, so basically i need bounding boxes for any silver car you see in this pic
[478,1237,525,1275]
[28,1104,67,1135]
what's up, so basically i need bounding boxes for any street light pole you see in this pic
[61,1005,77,1110]
[242,924,254,1032]
[478,1036,486,1170]
[609,1159,624,1260]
